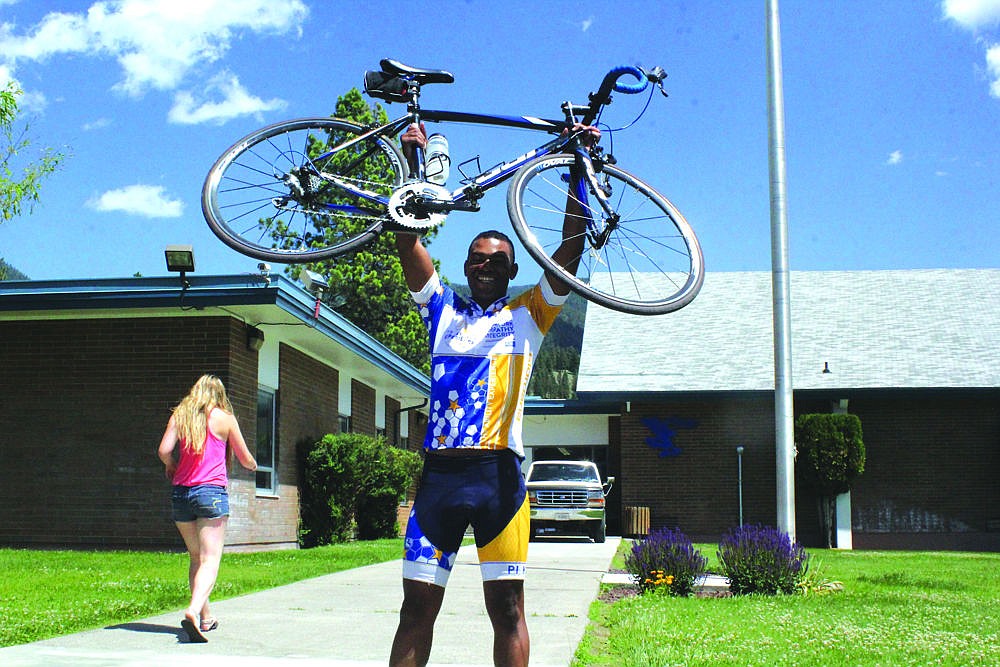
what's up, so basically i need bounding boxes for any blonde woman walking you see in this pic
[157,375,257,643]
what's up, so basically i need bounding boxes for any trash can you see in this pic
[624,506,650,538]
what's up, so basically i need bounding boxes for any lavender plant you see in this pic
[625,526,707,596]
[717,524,809,595]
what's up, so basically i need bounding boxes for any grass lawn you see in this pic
[6,538,999,665]
[0,539,402,647]
[573,542,1000,666]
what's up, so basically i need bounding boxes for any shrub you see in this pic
[624,527,707,597]
[299,432,422,546]
[795,413,865,547]
[717,524,809,595]
[794,413,865,496]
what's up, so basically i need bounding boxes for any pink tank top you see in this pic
[172,418,228,487]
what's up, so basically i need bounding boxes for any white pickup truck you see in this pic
[525,460,615,543]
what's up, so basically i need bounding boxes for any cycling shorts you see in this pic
[402,450,529,587]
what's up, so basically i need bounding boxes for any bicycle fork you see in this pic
[570,148,619,251]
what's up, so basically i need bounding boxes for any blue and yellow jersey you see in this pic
[412,272,566,458]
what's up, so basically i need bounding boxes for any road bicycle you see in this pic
[202,58,704,315]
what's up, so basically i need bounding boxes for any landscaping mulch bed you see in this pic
[600,569,732,603]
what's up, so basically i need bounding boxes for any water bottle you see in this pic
[425,132,450,185]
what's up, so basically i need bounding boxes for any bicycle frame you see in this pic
[317,108,612,244]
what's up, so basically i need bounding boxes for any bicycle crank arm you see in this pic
[410,196,479,214]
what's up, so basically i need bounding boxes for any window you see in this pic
[256,386,277,494]
[338,413,351,434]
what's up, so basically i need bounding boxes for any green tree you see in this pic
[794,413,865,548]
[287,88,440,373]
[0,257,29,281]
[2,82,65,223]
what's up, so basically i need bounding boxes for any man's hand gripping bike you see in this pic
[202,58,704,315]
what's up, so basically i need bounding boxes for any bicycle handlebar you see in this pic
[579,65,667,125]
[609,66,648,94]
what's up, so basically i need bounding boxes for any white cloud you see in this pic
[942,0,1000,30]
[82,117,112,131]
[581,17,594,32]
[944,0,1000,97]
[988,43,1000,96]
[168,72,286,125]
[0,0,309,97]
[0,69,48,112]
[86,184,183,218]
[886,150,903,165]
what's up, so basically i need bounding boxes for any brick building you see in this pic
[525,269,1000,551]
[4,269,998,552]
[0,274,429,551]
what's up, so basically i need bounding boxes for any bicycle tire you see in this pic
[507,154,704,315]
[202,117,406,263]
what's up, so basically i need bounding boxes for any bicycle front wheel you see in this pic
[202,118,406,263]
[507,155,704,315]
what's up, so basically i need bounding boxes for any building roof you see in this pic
[0,273,430,397]
[577,269,1000,397]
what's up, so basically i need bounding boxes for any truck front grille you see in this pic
[535,490,589,506]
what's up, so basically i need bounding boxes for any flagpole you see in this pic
[766,0,796,539]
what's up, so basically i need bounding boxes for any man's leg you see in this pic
[389,578,446,667]
[484,579,528,667]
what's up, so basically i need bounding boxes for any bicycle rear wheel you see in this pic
[507,155,704,315]
[202,118,406,263]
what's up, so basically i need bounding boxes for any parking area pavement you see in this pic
[0,537,620,667]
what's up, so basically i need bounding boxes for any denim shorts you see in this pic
[171,484,230,522]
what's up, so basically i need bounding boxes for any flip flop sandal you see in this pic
[181,618,208,643]
[200,618,219,632]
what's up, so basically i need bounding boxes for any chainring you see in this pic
[387,183,451,232]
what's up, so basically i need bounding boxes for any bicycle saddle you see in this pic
[379,58,454,85]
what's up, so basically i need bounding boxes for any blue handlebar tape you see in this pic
[610,66,647,94]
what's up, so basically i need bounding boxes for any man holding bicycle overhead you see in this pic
[389,122,599,667]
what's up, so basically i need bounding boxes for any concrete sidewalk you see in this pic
[0,537,620,667]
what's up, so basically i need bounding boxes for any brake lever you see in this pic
[641,66,670,98]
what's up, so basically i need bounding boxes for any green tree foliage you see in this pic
[0,257,29,281]
[2,83,65,223]
[287,88,439,373]
[527,291,586,398]
[299,432,422,546]
[794,413,865,547]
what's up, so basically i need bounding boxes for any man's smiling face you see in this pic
[464,236,518,309]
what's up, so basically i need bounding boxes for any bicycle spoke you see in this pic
[204,118,405,262]
[509,155,703,314]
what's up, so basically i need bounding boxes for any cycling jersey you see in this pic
[411,271,567,459]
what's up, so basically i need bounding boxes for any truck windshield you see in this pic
[527,464,599,483]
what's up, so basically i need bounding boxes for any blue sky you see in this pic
[1,0,998,284]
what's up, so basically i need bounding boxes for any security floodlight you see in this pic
[165,244,195,290]
[165,245,195,273]
[300,269,328,294]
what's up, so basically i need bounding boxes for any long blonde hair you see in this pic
[172,375,234,455]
